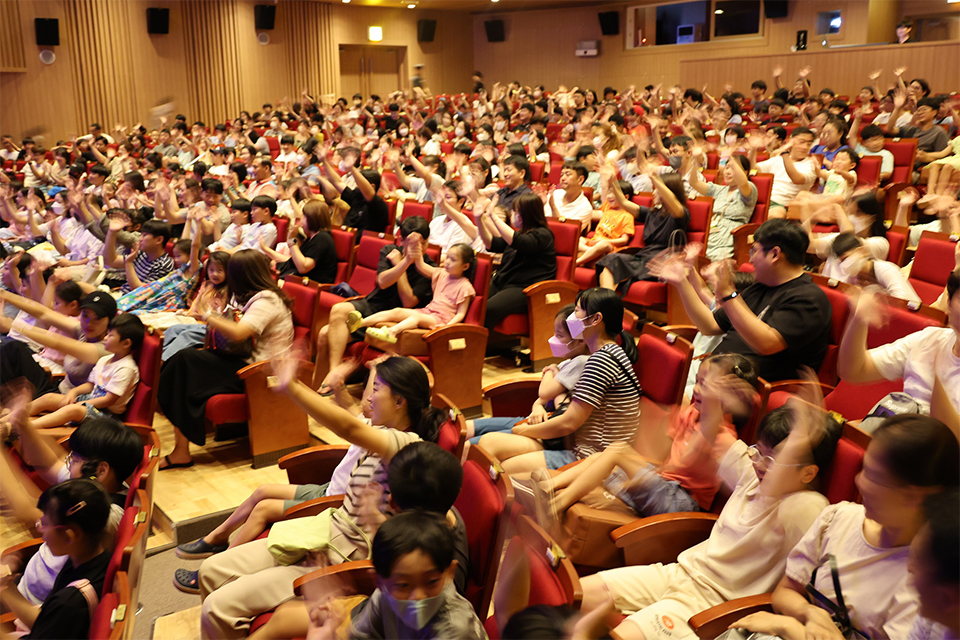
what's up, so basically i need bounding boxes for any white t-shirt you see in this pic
[757,155,818,205]
[821,257,921,304]
[786,502,918,640]
[549,190,593,231]
[870,326,960,414]
[428,214,472,258]
[906,616,958,640]
[208,222,248,252]
[676,439,829,603]
[854,145,895,178]
[238,221,278,253]
[90,353,140,414]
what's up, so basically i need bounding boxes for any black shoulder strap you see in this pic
[599,347,641,396]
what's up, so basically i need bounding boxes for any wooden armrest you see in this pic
[1,538,44,563]
[280,495,345,521]
[731,223,761,238]
[612,512,718,566]
[522,280,580,298]
[237,359,311,380]
[661,324,699,343]
[278,445,351,485]
[293,560,377,598]
[689,594,775,640]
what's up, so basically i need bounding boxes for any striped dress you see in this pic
[570,342,642,459]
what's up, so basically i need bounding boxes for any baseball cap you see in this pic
[79,291,118,319]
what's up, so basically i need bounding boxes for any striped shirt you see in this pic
[570,343,641,459]
[121,251,174,293]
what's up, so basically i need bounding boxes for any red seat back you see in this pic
[706,151,719,170]
[909,232,957,305]
[280,277,320,349]
[883,139,917,185]
[812,276,851,385]
[380,170,401,193]
[103,506,137,596]
[384,199,398,229]
[272,217,288,248]
[348,232,395,296]
[547,219,581,282]
[866,299,945,349]
[856,155,882,187]
[121,330,162,427]
[329,227,357,283]
[821,428,868,504]
[399,201,433,224]
[547,161,562,186]
[885,227,907,267]
[464,254,494,327]
[265,137,280,159]
[633,325,693,406]
[824,378,903,422]
[529,161,545,183]
[749,173,773,224]
[688,197,713,247]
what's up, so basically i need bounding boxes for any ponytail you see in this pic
[374,357,445,443]
[617,330,639,364]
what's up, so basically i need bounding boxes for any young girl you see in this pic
[357,243,477,344]
[159,251,230,362]
[815,147,859,204]
[116,235,202,314]
[530,354,758,536]
[576,171,636,266]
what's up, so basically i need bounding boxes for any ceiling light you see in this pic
[715,8,723,14]
[407,3,416,7]
[342,0,350,3]
[368,25,383,41]
[492,0,499,3]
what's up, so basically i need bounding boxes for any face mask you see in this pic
[455,127,465,137]
[52,202,65,216]
[565,311,594,340]
[669,156,683,170]
[382,589,446,630]
[373,106,382,114]
[593,136,604,148]
[548,335,577,358]
[398,128,409,137]
[338,160,348,172]
[494,121,505,131]
[353,100,361,106]
[725,134,738,145]
[476,132,490,142]
[839,254,866,281]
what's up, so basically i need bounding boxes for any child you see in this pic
[358,242,476,344]
[577,401,841,640]
[207,199,251,253]
[816,147,859,203]
[161,251,230,362]
[27,314,144,428]
[847,122,894,183]
[103,218,175,293]
[530,354,758,536]
[576,172,635,266]
[309,510,485,640]
[116,234,202,314]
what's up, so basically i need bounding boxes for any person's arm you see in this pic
[101,218,126,269]
[511,398,592,439]
[847,109,863,148]
[893,188,918,227]
[728,153,753,198]
[9,317,103,363]
[885,88,907,135]
[0,583,41,630]
[390,158,413,192]
[0,449,43,531]
[773,66,784,90]
[683,153,710,196]
[781,151,810,187]
[322,155,346,194]
[10,408,66,486]
[0,289,80,334]
[650,171,685,218]
[658,260,723,335]
[477,200,498,250]
[487,207,516,244]
[123,249,143,290]
[712,263,788,356]
[443,296,471,326]
[349,165,376,202]
[439,199,479,241]
[836,291,884,383]
[47,216,70,256]
[648,116,669,159]
[610,178,640,216]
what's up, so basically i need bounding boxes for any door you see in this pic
[339,46,365,99]
[338,45,402,97]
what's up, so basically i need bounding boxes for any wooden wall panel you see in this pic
[0,0,26,72]
[182,0,244,126]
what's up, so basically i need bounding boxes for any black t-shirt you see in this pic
[637,205,690,260]
[713,273,832,382]
[28,550,111,640]
[490,226,557,289]
[342,187,389,238]
[277,230,338,284]
[494,183,533,213]
[364,245,436,314]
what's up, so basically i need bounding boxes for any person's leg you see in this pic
[501,449,549,480]
[202,484,298,547]
[466,416,523,443]
[314,325,332,387]
[936,165,954,195]
[551,444,630,513]
[27,393,65,416]
[323,301,357,380]
[477,432,544,461]
[247,598,310,640]
[161,324,208,362]
[386,311,437,336]
[599,267,617,290]
[767,205,787,219]
[161,428,193,468]
[358,307,409,327]
[483,286,528,329]
[29,403,86,429]
[577,240,613,266]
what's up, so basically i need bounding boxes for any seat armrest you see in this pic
[293,560,377,598]
[280,495,346,521]
[612,512,718,566]
[1,538,44,565]
[279,445,351,486]
[661,324,699,343]
[689,594,775,640]
[732,223,762,266]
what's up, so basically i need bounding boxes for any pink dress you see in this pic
[423,270,476,324]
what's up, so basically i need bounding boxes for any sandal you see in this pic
[365,326,397,344]
[176,538,227,560]
[346,310,364,333]
[160,455,195,471]
[174,568,200,595]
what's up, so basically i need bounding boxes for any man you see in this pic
[84,122,115,145]
[316,217,436,393]
[751,127,818,218]
[886,95,950,170]
[412,63,425,90]
[243,159,278,199]
[661,219,832,382]
[318,153,388,238]
[907,490,959,640]
[547,161,593,232]
[494,155,533,214]
[895,20,914,44]
[153,129,177,158]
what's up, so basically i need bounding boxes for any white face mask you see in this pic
[565,311,594,340]
[548,335,577,358]
[476,132,490,142]
[494,121,505,131]
[51,202,65,216]
[593,136,604,148]
[398,127,409,137]
[455,127,465,137]
[381,588,446,630]
[725,134,738,145]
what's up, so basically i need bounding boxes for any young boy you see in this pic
[26,313,144,428]
[577,403,841,640]
[235,195,278,254]
[816,147,859,202]
[207,198,251,253]
[752,127,818,218]
[546,161,593,232]
[104,218,174,292]
[847,122,894,183]
[310,510,485,640]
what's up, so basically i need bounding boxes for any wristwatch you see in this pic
[719,291,740,304]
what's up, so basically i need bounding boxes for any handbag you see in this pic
[204,307,255,359]
[804,555,869,640]
[267,507,372,565]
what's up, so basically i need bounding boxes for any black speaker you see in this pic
[484,19,504,42]
[417,19,436,42]
[146,8,169,35]
[796,29,807,50]
[598,11,619,36]
[34,18,59,47]
[765,0,788,19]
[254,4,276,30]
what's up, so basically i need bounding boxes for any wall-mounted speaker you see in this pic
[146,8,170,35]
[765,1,788,19]
[34,18,59,47]
[484,19,504,43]
[254,4,276,30]
[598,11,619,36]
[417,19,436,42]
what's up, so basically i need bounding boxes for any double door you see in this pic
[339,46,402,98]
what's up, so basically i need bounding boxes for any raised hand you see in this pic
[898,186,920,207]
[868,69,882,81]
[772,66,783,77]
[798,66,812,79]
[893,66,906,77]
[647,251,688,285]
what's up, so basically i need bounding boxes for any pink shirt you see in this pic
[423,270,476,324]
[659,405,738,510]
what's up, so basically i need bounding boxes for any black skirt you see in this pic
[596,247,662,295]
[157,348,247,445]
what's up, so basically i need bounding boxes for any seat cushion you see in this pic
[205,394,248,424]
[495,313,529,336]
[562,489,637,571]
[623,281,667,307]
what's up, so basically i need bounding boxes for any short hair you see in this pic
[729,154,751,173]
[756,405,842,475]
[90,164,111,178]
[371,510,455,578]
[453,143,472,156]
[752,80,768,91]
[140,219,172,245]
[922,489,959,584]
[561,160,588,182]
[280,135,294,145]
[360,168,382,192]
[829,99,848,112]
[835,147,860,169]
[229,162,247,182]
[831,232,863,258]
[770,98,787,109]
[301,200,331,233]
[669,135,693,150]
[69,419,144,482]
[201,177,224,195]
[917,96,940,111]
[819,88,835,97]
[519,102,535,113]
[617,180,634,199]
[399,215,430,240]
[38,478,111,536]
[790,126,814,139]
[387,442,463,514]
[860,124,884,140]
[109,313,145,351]
[251,195,278,215]
[753,218,808,265]
[873,415,960,487]
[683,88,703,103]
[54,280,84,305]
[910,78,931,97]
[503,155,530,182]
[574,145,596,161]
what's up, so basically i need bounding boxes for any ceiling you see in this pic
[327,0,635,14]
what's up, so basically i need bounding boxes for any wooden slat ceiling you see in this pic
[325,0,636,14]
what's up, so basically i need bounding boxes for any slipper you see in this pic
[174,568,200,595]
[365,326,397,344]
[176,537,228,560]
[346,310,364,333]
[160,455,195,471]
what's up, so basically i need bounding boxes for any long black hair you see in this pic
[575,288,638,363]
[374,357,445,443]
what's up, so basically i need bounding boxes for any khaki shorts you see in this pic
[599,563,714,640]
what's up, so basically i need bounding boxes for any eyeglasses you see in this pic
[35,518,64,533]
[747,445,809,470]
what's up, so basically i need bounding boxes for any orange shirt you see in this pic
[593,203,635,242]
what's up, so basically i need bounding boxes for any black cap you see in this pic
[79,291,117,319]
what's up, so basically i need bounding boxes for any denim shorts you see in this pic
[543,449,577,470]
[604,465,700,516]
[469,416,524,445]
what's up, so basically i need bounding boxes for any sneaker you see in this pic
[176,537,227,559]
[346,310,364,333]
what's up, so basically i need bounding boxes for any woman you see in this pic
[479,193,557,329]
[597,171,689,294]
[732,414,959,640]
[685,153,758,261]
[479,288,640,479]
[157,250,294,469]
[258,200,337,284]
[189,357,445,637]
